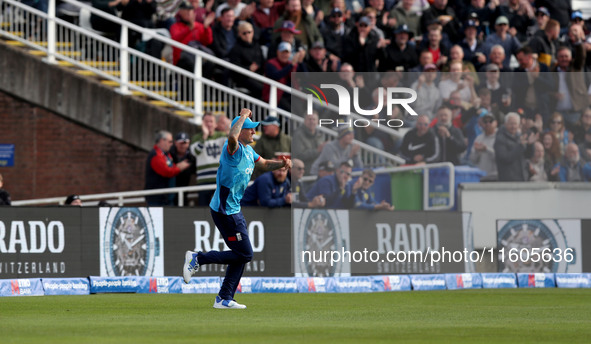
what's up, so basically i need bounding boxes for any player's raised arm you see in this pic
[227,108,252,154]
[256,155,292,172]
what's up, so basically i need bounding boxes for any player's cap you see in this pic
[231,116,260,129]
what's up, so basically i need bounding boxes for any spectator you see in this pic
[274,0,323,48]
[191,114,228,206]
[578,127,591,163]
[378,24,417,72]
[215,0,247,18]
[211,8,238,61]
[479,63,511,120]
[438,61,476,103]
[420,0,461,43]
[320,8,351,58]
[410,64,441,118]
[292,111,326,175]
[512,46,552,121]
[303,0,324,27]
[188,0,214,23]
[460,18,488,71]
[464,0,495,33]
[484,16,521,69]
[91,0,122,37]
[470,113,498,181]
[302,41,340,72]
[269,21,305,60]
[216,115,232,134]
[551,45,588,126]
[362,7,386,41]
[317,160,335,179]
[254,116,292,162]
[348,169,394,210]
[535,0,572,28]
[540,131,563,170]
[528,19,560,68]
[310,126,363,175]
[526,141,551,181]
[252,0,286,34]
[366,0,390,32]
[409,50,434,73]
[145,130,191,206]
[441,45,478,78]
[494,112,535,181]
[527,6,550,39]
[306,160,354,208]
[170,132,197,205]
[496,0,535,43]
[432,105,467,165]
[155,0,183,29]
[422,26,450,67]
[65,194,82,206]
[229,21,265,97]
[342,16,383,72]
[291,159,326,208]
[562,23,586,58]
[548,112,574,154]
[399,114,440,165]
[573,108,591,144]
[241,167,291,207]
[170,1,214,67]
[557,143,591,182]
[0,173,11,206]
[389,0,421,37]
[263,42,305,109]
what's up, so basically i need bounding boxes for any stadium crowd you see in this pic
[16,0,591,207]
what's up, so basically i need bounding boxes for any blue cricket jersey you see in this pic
[210,140,260,215]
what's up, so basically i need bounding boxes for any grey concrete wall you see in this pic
[0,41,199,150]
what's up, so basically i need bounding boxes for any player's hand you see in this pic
[281,156,292,169]
[240,108,252,119]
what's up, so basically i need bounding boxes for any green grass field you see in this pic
[2,289,590,343]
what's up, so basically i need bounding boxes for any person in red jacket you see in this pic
[145,130,191,206]
[170,0,215,66]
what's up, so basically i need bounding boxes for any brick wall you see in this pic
[0,91,148,201]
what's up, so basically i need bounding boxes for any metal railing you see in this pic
[298,162,456,210]
[0,0,405,168]
[12,163,454,208]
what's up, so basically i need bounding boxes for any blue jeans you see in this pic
[198,210,253,300]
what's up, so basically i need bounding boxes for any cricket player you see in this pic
[183,109,292,309]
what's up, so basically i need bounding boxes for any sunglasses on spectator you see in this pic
[363,177,374,183]
[332,12,342,17]
[340,170,352,176]
[482,119,494,124]
[359,24,369,28]
[241,31,252,35]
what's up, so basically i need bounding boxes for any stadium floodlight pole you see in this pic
[45,0,57,64]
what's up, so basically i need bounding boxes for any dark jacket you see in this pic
[494,126,531,181]
[432,124,467,166]
[550,43,588,113]
[399,128,440,164]
[241,171,291,208]
[210,21,238,59]
[0,189,10,206]
[228,38,265,83]
[342,27,380,72]
[378,43,418,72]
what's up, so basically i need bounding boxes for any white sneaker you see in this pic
[213,295,247,309]
[182,250,199,284]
